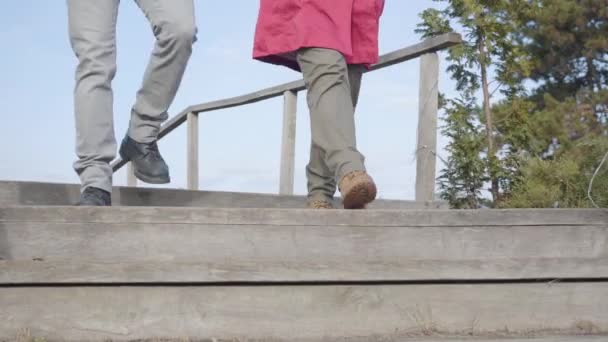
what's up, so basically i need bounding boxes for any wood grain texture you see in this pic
[416,53,439,202]
[1,211,606,283]
[3,257,608,284]
[279,90,297,195]
[1,283,606,341]
[1,206,605,226]
[187,112,199,190]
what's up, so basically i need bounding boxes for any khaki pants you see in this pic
[67,0,196,192]
[297,48,367,202]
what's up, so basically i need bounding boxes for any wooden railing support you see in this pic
[127,162,137,187]
[415,53,439,202]
[279,90,298,195]
[187,112,199,190]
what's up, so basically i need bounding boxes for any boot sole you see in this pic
[342,180,377,209]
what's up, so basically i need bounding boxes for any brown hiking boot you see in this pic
[307,199,335,209]
[338,171,377,209]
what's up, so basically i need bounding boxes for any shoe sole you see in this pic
[342,180,377,209]
[307,205,335,209]
[76,202,111,207]
[134,169,170,185]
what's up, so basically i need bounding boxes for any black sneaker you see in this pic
[78,187,111,206]
[119,135,170,184]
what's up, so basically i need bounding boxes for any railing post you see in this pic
[279,90,297,195]
[187,112,199,190]
[127,162,137,187]
[415,52,439,202]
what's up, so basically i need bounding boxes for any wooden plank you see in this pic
[0,181,448,209]
[3,257,608,284]
[2,220,607,283]
[187,112,199,190]
[279,90,298,195]
[417,339,608,342]
[411,339,608,342]
[1,283,606,341]
[0,334,602,342]
[110,33,462,172]
[369,32,461,71]
[416,53,439,202]
[1,206,606,227]
[409,339,608,342]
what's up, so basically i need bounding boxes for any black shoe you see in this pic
[119,135,170,184]
[78,187,111,206]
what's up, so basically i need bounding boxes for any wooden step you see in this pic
[2,283,607,341]
[1,206,606,341]
[1,207,606,284]
[0,180,447,209]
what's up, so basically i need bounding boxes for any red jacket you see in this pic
[253,0,384,71]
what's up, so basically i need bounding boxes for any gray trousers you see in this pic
[68,0,196,192]
[297,48,366,202]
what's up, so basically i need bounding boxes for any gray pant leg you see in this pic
[129,0,197,143]
[298,48,365,201]
[68,0,120,193]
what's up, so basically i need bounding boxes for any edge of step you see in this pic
[0,180,447,209]
[1,205,607,226]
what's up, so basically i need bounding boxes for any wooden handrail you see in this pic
[113,33,461,199]
[111,33,461,172]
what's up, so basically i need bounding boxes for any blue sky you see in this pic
[0,1,459,200]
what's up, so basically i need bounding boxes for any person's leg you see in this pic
[68,0,120,205]
[305,63,366,208]
[297,48,376,209]
[119,0,197,184]
[129,0,197,143]
[305,143,336,208]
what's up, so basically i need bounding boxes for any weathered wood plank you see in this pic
[416,53,439,202]
[3,257,608,284]
[0,181,448,209]
[2,219,606,283]
[1,335,604,342]
[187,112,199,190]
[408,339,608,342]
[1,206,606,226]
[416,339,608,342]
[369,32,462,71]
[279,90,298,195]
[110,33,462,172]
[1,283,606,341]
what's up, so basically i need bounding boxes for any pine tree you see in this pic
[417,0,528,206]
[520,0,608,103]
[418,0,608,208]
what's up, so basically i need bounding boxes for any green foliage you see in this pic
[437,98,487,208]
[502,136,608,208]
[520,0,608,100]
[418,0,608,209]
[417,0,529,207]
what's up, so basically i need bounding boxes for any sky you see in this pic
[0,1,459,200]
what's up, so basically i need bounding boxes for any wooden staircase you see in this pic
[1,181,607,341]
